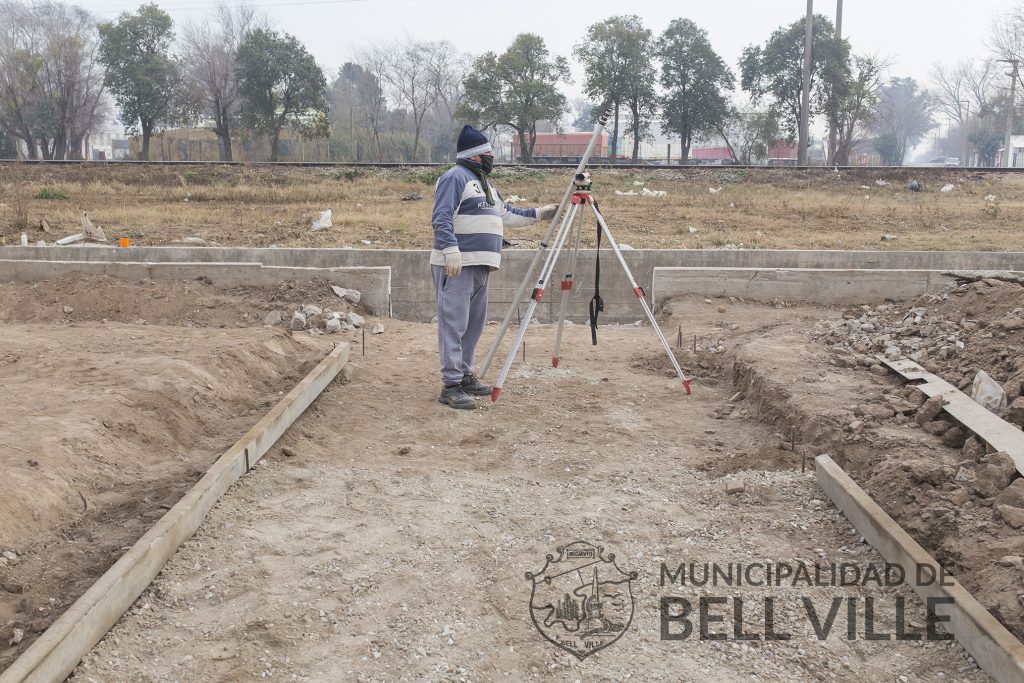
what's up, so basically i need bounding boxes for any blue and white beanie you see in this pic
[456,125,492,159]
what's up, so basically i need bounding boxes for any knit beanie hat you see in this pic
[456,125,492,159]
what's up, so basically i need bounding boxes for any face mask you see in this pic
[480,155,494,175]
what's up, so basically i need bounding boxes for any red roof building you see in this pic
[689,146,733,160]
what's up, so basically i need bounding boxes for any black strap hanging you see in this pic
[589,211,604,345]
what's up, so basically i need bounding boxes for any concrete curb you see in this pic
[0,342,350,683]
[815,454,1024,683]
[651,267,960,305]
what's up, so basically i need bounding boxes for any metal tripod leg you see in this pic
[490,201,580,402]
[551,198,586,368]
[479,116,610,379]
[589,202,693,395]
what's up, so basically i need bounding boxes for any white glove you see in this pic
[444,249,462,277]
[537,204,559,220]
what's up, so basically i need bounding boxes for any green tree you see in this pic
[872,77,935,166]
[715,106,780,164]
[740,14,849,142]
[236,28,327,161]
[658,18,734,162]
[969,129,1003,166]
[832,55,884,165]
[98,4,191,160]
[460,33,569,162]
[573,16,655,159]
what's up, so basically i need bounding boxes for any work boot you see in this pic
[438,384,477,410]
[461,374,492,397]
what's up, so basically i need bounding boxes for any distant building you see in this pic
[510,132,609,161]
[997,135,1024,167]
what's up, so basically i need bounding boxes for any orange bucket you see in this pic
[119,237,131,248]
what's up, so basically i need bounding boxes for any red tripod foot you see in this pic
[552,357,559,368]
[682,379,692,395]
[491,386,502,403]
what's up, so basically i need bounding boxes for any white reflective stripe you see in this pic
[456,142,492,159]
[430,250,501,268]
[454,214,504,235]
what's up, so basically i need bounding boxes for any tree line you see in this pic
[1,2,1022,164]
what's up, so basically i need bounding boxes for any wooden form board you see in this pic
[880,356,1024,475]
[0,342,350,683]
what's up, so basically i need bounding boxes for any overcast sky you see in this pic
[80,0,1022,139]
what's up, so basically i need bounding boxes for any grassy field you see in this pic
[1,163,1023,251]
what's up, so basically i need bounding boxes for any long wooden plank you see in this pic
[816,455,1024,683]
[881,357,1024,475]
[0,342,350,683]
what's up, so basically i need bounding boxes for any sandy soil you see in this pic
[3,163,1024,252]
[0,277,369,669]
[65,301,987,682]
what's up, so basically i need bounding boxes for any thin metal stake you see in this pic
[362,328,366,356]
[677,325,682,349]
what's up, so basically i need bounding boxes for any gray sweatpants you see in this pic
[432,264,489,386]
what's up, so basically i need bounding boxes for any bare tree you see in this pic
[0,1,107,160]
[933,60,996,125]
[425,41,471,161]
[181,2,263,160]
[384,38,439,162]
[356,44,390,161]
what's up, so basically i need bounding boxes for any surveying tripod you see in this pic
[479,116,693,402]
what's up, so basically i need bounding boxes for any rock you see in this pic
[301,304,323,317]
[997,555,1024,568]
[916,395,947,426]
[9,628,23,646]
[855,403,895,420]
[331,286,361,304]
[264,310,282,326]
[973,452,1016,498]
[726,480,745,494]
[884,346,901,360]
[961,436,986,460]
[290,311,307,330]
[717,305,727,313]
[325,318,342,334]
[1008,397,1024,427]
[281,447,297,458]
[62,305,73,314]
[948,489,970,506]
[371,322,385,334]
[995,479,1024,509]
[884,395,917,414]
[997,504,1024,529]
[868,364,889,377]
[347,312,365,328]
[940,426,967,448]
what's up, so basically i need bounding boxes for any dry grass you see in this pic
[1,163,1022,252]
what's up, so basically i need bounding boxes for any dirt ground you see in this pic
[0,272,1019,681]
[0,287,968,682]
[2,163,1024,252]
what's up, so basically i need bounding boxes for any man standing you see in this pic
[431,125,557,409]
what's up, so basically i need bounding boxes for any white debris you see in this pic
[360,240,373,245]
[632,180,645,186]
[55,232,86,245]
[971,370,1007,412]
[985,194,997,202]
[81,211,105,241]
[36,240,45,247]
[881,234,897,241]
[709,187,722,194]
[875,179,889,186]
[619,243,635,250]
[614,190,638,196]
[310,210,332,232]
[860,185,871,190]
[687,226,698,234]
[20,232,27,246]
[301,304,323,317]
[940,183,955,193]
[290,311,307,330]
[505,194,527,203]
[331,286,361,304]
[264,310,282,326]
[371,322,385,334]
[640,187,667,197]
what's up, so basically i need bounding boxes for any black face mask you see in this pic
[479,154,494,175]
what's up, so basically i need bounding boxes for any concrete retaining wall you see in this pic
[651,267,958,306]
[1,246,1022,321]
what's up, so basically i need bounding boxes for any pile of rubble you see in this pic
[287,305,366,334]
[812,277,1024,428]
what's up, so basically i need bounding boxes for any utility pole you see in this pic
[828,0,843,165]
[1001,59,1019,168]
[799,0,814,165]
[961,101,971,166]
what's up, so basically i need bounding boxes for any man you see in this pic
[431,125,558,410]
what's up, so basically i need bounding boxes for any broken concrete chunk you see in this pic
[1007,397,1024,427]
[371,322,385,335]
[347,312,365,328]
[725,480,745,494]
[997,504,1024,529]
[961,436,986,461]
[301,304,323,317]
[997,555,1024,568]
[264,310,282,326]
[915,395,947,426]
[972,451,1016,498]
[325,318,342,334]
[855,403,895,421]
[62,305,73,314]
[971,370,1007,412]
[290,311,307,330]
[331,286,361,304]
[995,479,1024,509]
[55,232,86,245]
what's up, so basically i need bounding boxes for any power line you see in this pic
[87,0,371,13]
